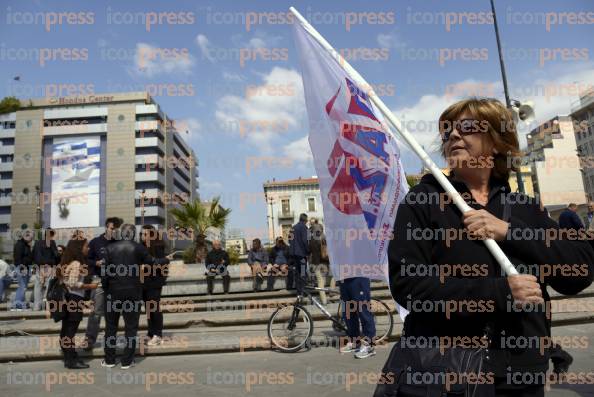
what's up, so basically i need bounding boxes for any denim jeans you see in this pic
[32,265,53,311]
[85,286,105,343]
[14,267,31,309]
[0,275,12,302]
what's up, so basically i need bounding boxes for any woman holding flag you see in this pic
[386,98,594,397]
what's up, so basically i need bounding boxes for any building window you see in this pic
[281,199,290,214]
[308,197,316,212]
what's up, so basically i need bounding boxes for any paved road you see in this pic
[0,324,592,396]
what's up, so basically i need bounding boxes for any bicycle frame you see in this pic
[293,287,347,332]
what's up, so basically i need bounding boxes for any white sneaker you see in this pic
[354,344,376,359]
[100,360,116,368]
[120,361,135,370]
[339,342,359,353]
[146,336,162,346]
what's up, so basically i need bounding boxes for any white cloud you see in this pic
[222,71,244,82]
[196,34,215,62]
[513,62,594,138]
[215,67,305,153]
[176,117,202,142]
[389,62,594,172]
[131,42,195,78]
[283,135,313,169]
[391,92,465,154]
[199,177,223,195]
[248,37,267,49]
[231,30,283,49]
[376,29,406,50]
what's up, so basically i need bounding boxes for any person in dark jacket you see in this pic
[12,230,34,310]
[247,238,268,292]
[558,203,584,231]
[101,224,172,369]
[205,240,230,294]
[389,98,594,396]
[308,219,328,303]
[140,225,168,346]
[267,236,289,291]
[288,213,310,295]
[83,217,122,350]
[32,228,59,310]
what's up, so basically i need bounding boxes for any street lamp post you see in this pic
[35,185,42,229]
[490,0,525,194]
[266,196,275,241]
[173,224,179,251]
[140,189,146,225]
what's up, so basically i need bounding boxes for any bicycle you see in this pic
[267,285,394,353]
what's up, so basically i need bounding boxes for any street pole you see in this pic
[490,0,525,194]
[140,189,146,225]
[35,185,41,236]
[268,197,275,240]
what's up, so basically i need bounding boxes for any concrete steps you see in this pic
[0,261,593,363]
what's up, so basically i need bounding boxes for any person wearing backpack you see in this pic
[57,232,98,369]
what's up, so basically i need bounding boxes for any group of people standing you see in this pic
[8,217,172,370]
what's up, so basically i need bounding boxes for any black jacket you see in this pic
[269,244,290,265]
[558,208,584,231]
[289,221,310,258]
[389,173,594,377]
[87,234,113,276]
[205,248,229,275]
[33,238,59,267]
[14,239,33,268]
[103,240,169,297]
[142,244,168,288]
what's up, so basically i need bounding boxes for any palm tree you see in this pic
[406,175,419,188]
[169,197,231,263]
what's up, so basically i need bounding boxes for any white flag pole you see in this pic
[290,7,518,276]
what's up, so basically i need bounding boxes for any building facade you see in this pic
[525,116,586,207]
[508,165,535,197]
[225,227,247,255]
[263,177,323,242]
[225,238,248,255]
[0,92,198,248]
[570,88,594,201]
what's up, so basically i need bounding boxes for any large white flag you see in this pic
[293,21,409,282]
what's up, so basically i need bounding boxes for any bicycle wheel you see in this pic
[333,301,346,333]
[335,299,394,343]
[370,299,394,343]
[267,303,314,352]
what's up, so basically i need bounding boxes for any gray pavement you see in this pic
[0,324,592,397]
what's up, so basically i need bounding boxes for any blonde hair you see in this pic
[438,98,520,180]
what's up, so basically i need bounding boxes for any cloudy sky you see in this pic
[0,0,592,240]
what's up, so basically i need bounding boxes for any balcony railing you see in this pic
[277,211,294,220]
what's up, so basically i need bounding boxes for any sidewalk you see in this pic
[1,322,592,397]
